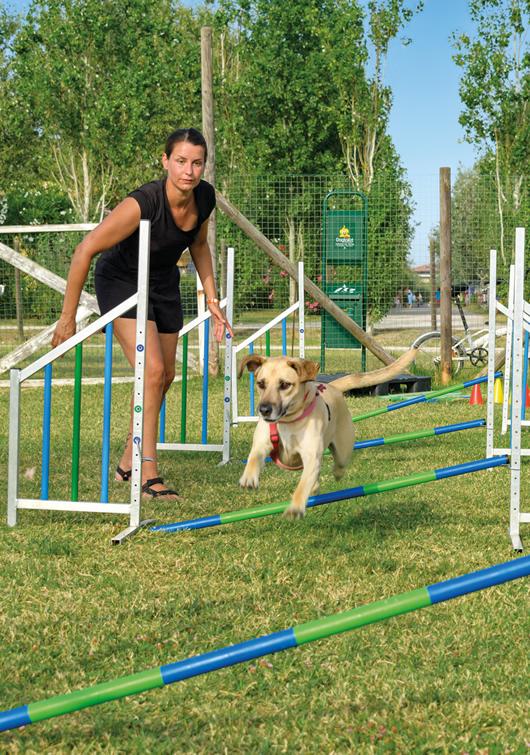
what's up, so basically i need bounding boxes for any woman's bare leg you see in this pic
[113,317,179,497]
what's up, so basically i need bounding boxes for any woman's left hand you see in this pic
[207,300,234,343]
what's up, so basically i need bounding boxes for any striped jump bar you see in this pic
[153,455,509,534]
[352,372,502,423]
[1,554,528,733]
[353,419,485,450]
[257,420,486,464]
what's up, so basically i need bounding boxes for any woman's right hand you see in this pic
[51,314,76,348]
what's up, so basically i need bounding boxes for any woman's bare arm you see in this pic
[52,198,141,347]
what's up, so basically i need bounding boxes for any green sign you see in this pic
[321,191,368,368]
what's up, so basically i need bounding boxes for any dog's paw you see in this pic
[333,465,347,481]
[283,503,306,520]
[239,471,260,489]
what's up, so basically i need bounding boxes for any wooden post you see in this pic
[288,218,296,306]
[429,236,437,331]
[201,25,218,376]
[439,167,452,384]
[216,191,399,367]
[14,237,24,342]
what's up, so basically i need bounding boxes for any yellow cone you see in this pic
[494,377,504,404]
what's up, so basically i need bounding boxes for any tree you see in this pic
[453,0,529,262]
[1,0,204,220]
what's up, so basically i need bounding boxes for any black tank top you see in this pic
[95,178,215,282]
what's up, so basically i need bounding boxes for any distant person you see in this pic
[407,288,413,308]
[51,127,233,501]
[435,289,441,307]
[417,292,423,307]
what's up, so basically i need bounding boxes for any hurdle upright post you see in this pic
[221,247,235,464]
[112,220,151,543]
[7,368,21,527]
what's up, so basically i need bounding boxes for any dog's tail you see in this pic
[329,347,419,393]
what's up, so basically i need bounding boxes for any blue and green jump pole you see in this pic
[153,455,508,534]
[352,372,502,423]
[257,419,486,464]
[1,554,528,733]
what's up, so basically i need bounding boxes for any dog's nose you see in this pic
[258,402,273,418]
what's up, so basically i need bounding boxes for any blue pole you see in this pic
[201,317,209,444]
[100,323,113,503]
[40,363,52,500]
[249,342,255,416]
[282,318,287,356]
[159,398,166,443]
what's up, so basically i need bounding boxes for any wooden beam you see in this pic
[216,191,396,366]
[0,240,98,311]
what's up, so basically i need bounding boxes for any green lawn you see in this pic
[0,364,528,752]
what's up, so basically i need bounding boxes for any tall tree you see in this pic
[453,0,529,262]
[2,0,204,220]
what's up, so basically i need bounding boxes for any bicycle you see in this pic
[411,295,507,376]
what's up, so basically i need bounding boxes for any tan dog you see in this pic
[238,349,418,519]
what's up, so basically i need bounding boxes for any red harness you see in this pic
[269,384,328,471]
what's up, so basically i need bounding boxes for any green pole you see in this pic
[265,330,271,357]
[180,334,188,444]
[71,343,83,501]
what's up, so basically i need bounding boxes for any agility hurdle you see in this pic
[232,261,305,423]
[351,373,501,423]
[486,228,530,550]
[153,455,508,534]
[1,553,527,733]
[7,221,152,544]
[157,250,234,464]
[351,419,485,449]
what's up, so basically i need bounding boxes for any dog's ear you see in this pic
[238,354,266,378]
[286,359,320,383]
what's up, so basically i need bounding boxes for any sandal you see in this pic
[115,465,132,482]
[142,477,180,500]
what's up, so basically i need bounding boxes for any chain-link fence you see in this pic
[1,171,527,379]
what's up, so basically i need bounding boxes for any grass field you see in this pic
[1,357,529,752]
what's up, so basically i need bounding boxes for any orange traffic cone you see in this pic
[469,383,484,405]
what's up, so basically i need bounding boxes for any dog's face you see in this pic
[239,355,319,422]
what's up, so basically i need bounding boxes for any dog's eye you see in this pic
[279,381,292,390]
[257,380,266,389]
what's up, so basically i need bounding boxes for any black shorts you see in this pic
[95,273,183,334]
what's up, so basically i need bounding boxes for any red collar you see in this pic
[269,384,327,471]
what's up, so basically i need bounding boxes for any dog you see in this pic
[238,348,418,519]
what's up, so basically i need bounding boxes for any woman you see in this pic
[51,128,232,500]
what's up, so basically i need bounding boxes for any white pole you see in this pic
[486,249,497,459]
[509,228,525,551]
[298,261,305,359]
[222,247,235,463]
[128,220,150,530]
[7,369,21,527]
[502,265,515,434]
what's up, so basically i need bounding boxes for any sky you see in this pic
[382,0,478,262]
[5,0,479,262]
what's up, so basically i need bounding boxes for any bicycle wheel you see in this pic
[411,331,466,376]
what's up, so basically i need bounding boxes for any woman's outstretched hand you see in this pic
[51,314,76,349]
[207,300,234,343]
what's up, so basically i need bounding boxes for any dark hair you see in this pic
[165,128,208,162]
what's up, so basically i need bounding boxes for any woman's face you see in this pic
[162,141,206,193]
